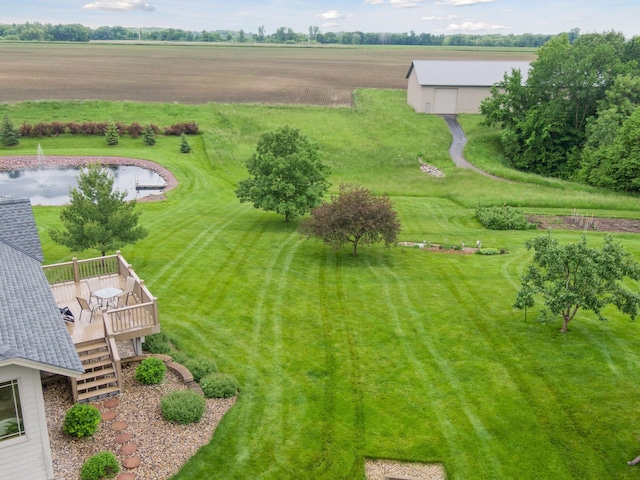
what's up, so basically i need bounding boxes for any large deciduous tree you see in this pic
[236,126,330,222]
[481,31,632,178]
[300,183,401,256]
[49,163,148,256]
[513,233,640,333]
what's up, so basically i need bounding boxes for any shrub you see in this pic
[476,248,501,255]
[200,372,239,398]
[31,122,51,137]
[475,204,537,230]
[128,122,143,138]
[80,451,120,480]
[135,357,167,385]
[183,355,217,383]
[50,121,66,136]
[161,390,206,424]
[66,122,82,134]
[63,403,101,438]
[142,332,171,354]
[19,122,32,137]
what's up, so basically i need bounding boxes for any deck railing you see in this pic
[106,301,160,339]
[43,253,121,285]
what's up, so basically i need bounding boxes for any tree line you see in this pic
[0,21,555,47]
[481,31,640,193]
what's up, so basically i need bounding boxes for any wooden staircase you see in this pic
[72,338,122,403]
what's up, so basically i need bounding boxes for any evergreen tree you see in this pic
[0,114,19,147]
[142,124,156,146]
[49,163,148,256]
[105,122,119,146]
[180,133,191,153]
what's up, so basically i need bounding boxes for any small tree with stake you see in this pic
[513,232,640,332]
[300,183,401,256]
[49,163,148,256]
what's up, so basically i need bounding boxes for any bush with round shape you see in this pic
[80,451,120,480]
[135,357,167,385]
[161,390,206,424]
[200,372,239,399]
[182,355,217,383]
[63,403,101,438]
[141,332,171,354]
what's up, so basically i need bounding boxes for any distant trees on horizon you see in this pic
[0,21,567,47]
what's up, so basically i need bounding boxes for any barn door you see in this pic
[434,88,458,114]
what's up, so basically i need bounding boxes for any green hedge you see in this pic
[161,390,206,424]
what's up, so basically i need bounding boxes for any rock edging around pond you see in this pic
[0,155,178,201]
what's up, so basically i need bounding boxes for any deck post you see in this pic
[72,257,80,283]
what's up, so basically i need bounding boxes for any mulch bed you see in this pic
[528,215,640,234]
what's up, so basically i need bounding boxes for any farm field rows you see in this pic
[2,59,640,478]
[0,43,535,106]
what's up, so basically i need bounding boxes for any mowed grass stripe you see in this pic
[220,231,301,475]
[150,203,251,291]
[440,257,614,477]
[367,255,505,479]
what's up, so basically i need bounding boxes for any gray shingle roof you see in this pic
[406,60,531,87]
[0,197,44,262]
[0,200,83,374]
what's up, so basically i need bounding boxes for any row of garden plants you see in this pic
[61,334,238,480]
[0,113,198,147]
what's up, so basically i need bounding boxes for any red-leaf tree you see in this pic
[300,183,401,256]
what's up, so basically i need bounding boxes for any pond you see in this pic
[0,165,166,206]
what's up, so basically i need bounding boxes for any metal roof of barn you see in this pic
[406,60,530,87]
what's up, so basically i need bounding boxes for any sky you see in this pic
[4,0,640,37]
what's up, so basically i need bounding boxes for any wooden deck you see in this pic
[51,273,130,344]
[45,253,160,346]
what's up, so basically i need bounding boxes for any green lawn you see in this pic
[5,90,640,479]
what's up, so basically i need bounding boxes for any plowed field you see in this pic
[0,43,535,106]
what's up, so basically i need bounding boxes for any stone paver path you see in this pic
[94,397,141,480]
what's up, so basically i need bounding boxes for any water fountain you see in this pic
[36,144,51,188]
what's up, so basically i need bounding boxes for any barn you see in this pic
[405,60,530,114]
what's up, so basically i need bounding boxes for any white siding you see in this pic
[0,365,53,480]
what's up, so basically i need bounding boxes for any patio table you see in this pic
[92,287,123,309]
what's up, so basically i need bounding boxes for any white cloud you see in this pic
[422,15,460,21]
[317,9,352,20]
[364,0,386,4]
[436,0,495,6]
[446,21,509,31]
[390,0,425,7]
[82,0,155,11]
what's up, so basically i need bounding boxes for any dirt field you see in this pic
[0,43,535,106]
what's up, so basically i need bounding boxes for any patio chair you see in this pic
[116,276,136,307]
[76,296,100,323]
[86,278,101,306]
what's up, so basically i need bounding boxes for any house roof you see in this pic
[0,198,83,376]
[0,196,44,263]
[406,60,531,87]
